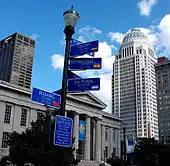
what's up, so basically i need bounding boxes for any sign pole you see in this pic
[60,26,75,116]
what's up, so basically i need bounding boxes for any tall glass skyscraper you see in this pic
[113,29,159,139]
[0,32,35,89]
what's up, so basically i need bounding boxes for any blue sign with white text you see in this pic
[70,40,99,57]
[32,88,60,109]
[79,120,86,141]
[67,78,100,92]
[54,116,73,147]
[69,58,102,70]
[71,39,95,57]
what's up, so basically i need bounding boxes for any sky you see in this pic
[0,0,170,113]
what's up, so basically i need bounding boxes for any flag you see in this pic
[94,63,101,68]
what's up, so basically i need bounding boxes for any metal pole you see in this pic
[123,127,126,166]
[60,26,75,116]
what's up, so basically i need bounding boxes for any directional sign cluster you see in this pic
[68,39,102,92]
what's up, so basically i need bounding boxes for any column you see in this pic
[117,129,121,158]
[101,125,105,161]
[84,115,91,160]
[95,119,101,161]
[109,127,113,157]
[73,112,79,158]
[92,119,96,160]
[0,101,5,148]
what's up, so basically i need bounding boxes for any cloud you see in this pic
[30,34,39,40]
[78,25,102,36]
[158,14,170,52]
[108,32,125,43]
[108,14,170,57]
[51,54,64,70]
[138,0,157,16]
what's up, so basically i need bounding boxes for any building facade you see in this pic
[113,29,159,139]
[155,58,170,144]
[0,81,121,162]
[0,32,35,89]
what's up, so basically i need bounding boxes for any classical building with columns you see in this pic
[0,80,121,162]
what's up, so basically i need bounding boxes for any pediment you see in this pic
[67,92,107,109]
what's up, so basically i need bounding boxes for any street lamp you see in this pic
[60,6,80,116]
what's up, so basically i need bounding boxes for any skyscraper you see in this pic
[155,57,170,143]
[0,32,35,89]
[113,29,158,139]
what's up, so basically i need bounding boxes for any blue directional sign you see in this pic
[70,40,99,57]
[69,58,102,70]
[67,78,100,92]
[71,38,95,57]
[54,115,73,147]
[32,88,60,109]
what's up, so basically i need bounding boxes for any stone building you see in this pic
[0,80,121,162]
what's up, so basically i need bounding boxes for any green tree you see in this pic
[134,137,170,166]
[7,114,79,166]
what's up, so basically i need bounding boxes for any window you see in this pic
[113,129,116,142]
[1,132,9,148]
[37,112,43,119]
[112,147,116,157]
[4,105,12,124]
[105,128,109,141]
[20,108,27,126]
[105,146,109,158]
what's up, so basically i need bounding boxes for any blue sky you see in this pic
[0,0,170,112]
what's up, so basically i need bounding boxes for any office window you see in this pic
[20,108,27,126]
[105,128,109,141]
[1,132,9,148]
[4,105,12,124]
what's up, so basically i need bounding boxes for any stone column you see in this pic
[84,115,91,160]
[92,118,96,160]
[95,119,101,161]
[73,112,79,158]
[117,129,121,157]
[109,127,113,157]
[0,101,5,148]
[101,125,105,161]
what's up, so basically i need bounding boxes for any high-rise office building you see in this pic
[0,32,35,89]
[155,57,170,144]
[113,29,159,139]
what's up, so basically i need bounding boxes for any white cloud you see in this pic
[51,54,64,70]
[30,34,39,40]
[108,32,125,43]
[78,25,102,37]
[108,14,170,57]
[138,0,157,16]
[158,14,170,51]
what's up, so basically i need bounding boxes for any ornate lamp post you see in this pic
[60,6,80,116]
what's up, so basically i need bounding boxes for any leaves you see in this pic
[5,114,79,166]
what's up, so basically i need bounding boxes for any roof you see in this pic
[122,29,149,45]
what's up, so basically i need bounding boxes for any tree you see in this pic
[7,114,79,166]
[134,137,170,166]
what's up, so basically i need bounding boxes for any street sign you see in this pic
[70,40,99,57]
[54,115,73,147]
[67,78,100,92]
[71,38,95,57]
[32,88,60,109]
[69,58,102,70]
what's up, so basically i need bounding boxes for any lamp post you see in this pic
[60,6,80,116]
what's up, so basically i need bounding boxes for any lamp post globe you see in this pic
[60,7,80,116]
